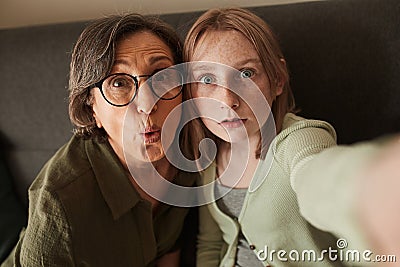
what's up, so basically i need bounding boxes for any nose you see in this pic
[218,86,240,110]
[135,82,158,114]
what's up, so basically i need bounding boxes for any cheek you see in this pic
[92,92,126,135]
[158,97,182,125]
[190,89,220,117]
[256,79,275,107]
[190,87,200,98]
[92,92,107,124]
[202,118,222,135]
[157,97,182,153]
[190,84,211,99]
[101,112,126,141]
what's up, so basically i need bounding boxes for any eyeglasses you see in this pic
[92,68,183,107]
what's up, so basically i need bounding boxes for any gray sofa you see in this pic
[0,0,399,265]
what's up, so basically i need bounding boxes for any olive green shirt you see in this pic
[6,135,197,267]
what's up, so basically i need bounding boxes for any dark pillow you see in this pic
[0,155,27,263]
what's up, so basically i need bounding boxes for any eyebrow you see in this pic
[113,55,173,67]
[234,58,262,66]
[190,64,215,72]
[149,55,173,65]
[113,59,130,67]
[191,58,261,72]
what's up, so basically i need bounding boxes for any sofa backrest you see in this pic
[1,0,399,203]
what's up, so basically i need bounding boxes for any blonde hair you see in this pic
[182,7,297,159]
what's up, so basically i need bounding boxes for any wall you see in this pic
[0,0,322,29]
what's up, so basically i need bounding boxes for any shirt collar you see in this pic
[85,138,141,220]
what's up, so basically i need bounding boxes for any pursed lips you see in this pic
[140,125,161,144]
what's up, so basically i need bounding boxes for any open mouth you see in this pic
[219,118,247,128]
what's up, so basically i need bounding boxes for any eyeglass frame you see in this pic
[91,68,184,107]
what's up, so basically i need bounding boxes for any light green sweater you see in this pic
[197,113,380,267]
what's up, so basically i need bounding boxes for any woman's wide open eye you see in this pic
[239,69,254,79]
[198,74,215,85]
[112,77,130,88]
[106,75,134,92]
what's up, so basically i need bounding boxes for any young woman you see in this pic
[4,14,197,267]
[183,8,382,267]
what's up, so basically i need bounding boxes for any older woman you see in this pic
[6,14,196,267]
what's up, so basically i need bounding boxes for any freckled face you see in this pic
[190,30,282,143]
[92,31,182,166]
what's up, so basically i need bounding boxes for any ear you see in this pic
[90,91,103,129]
[275,58,286,97]
[93,112,103,128]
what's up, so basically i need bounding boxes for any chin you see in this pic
[124,142,165,164]
[224,135,249,144]
[144,143,166,162]
[211,128,249,144]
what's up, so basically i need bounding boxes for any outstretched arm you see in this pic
[290,133,389,251]
[358,138,400,264]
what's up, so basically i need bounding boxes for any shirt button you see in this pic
[249,244,256,250]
